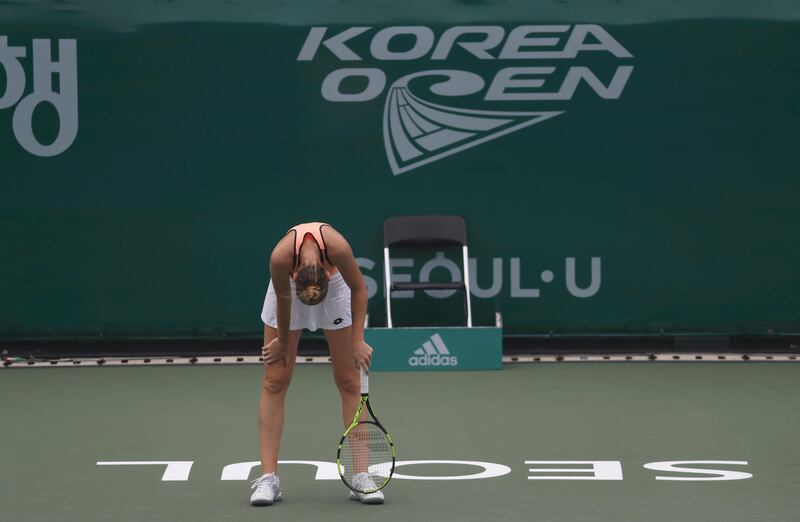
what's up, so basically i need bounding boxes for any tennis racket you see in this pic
[336,368,396,494]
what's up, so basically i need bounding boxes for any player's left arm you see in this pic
[324,227,373,369]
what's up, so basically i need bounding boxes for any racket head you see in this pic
[337,420,396,493]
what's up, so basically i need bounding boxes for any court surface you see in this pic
[2,362,799,522]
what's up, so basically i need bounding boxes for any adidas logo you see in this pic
[408,333,459,367]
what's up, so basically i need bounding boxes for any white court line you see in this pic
[502,353,799,363]
[2,353,798,368]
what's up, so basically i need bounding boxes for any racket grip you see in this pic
[360,367,369,394]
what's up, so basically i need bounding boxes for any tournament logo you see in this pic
[298,25,633,175]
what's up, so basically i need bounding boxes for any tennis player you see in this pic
[249,222,384,505]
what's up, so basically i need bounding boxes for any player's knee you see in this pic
[335,375,360,396]
[263,374,291,394]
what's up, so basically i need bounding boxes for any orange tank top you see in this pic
[287,222,338,275]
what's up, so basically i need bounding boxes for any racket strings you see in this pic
[339,421,393,492]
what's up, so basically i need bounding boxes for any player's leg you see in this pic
[325,326,362,427]
[326,326,385,504]
[322,272,360,426]
[258,324,302,474]
[251,325,301,506]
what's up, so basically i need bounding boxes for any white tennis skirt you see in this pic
[261,271,352,332]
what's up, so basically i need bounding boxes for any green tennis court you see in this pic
[3,361,798,521]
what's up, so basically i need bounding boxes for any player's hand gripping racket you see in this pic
[337,368,396,494]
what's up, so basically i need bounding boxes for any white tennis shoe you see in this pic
[349,472,385,504]
[250,473,282,506]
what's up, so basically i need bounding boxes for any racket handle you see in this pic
[360,367,369,394]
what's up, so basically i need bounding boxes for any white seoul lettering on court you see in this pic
[525,461,623,480]
[643,461,753,481]
[221,461,339,481]
[391,460,511,480]
[96,459,754,482]
[96,461,194,481]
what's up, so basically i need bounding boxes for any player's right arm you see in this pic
[263,238,294,365]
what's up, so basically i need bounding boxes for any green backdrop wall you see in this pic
[1,2,799,339]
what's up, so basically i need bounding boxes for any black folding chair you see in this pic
[383,215,473,328]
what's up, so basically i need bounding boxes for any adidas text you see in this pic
[408,353,459,367]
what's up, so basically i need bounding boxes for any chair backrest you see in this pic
[384,215,467,248]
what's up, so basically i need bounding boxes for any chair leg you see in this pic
[462,246,473,327]
[383,247,393,328]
